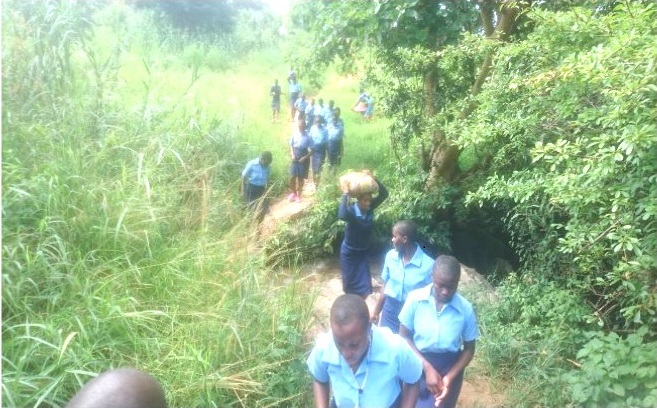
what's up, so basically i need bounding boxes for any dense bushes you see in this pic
[463,3,657,329]
[456,3,657,406]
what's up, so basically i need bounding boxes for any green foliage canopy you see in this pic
[462,3,657,330]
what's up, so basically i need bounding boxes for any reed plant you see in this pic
[3,1,313,406]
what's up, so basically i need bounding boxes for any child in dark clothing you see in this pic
[338,173,389,298]
[288,120,311,202]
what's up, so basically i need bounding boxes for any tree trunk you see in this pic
[425,0,523,189]
[420,70,437,172]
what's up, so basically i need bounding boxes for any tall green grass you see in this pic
[3,1,313,407]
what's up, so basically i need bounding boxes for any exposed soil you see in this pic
[261,189,506,408]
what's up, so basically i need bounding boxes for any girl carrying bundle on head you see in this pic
[338,171,388,299]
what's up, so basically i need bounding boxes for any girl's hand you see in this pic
[433,374,450,407]
[369,311,380,324]
[424,364,444,398]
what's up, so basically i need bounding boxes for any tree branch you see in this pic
[478,0,496,37]
[426,1,525,189]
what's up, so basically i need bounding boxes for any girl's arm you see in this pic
[338,192,353,222]
[370,178,389,210]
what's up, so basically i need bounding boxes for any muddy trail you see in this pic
[260,187,506,408]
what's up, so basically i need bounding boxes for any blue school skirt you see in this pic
[328,139,342,166]
[339,241,372,296]
[379,296,403,334]
[244,183,265,205]
[416,351,465,408]
[330,393,401,408]
[290,159,309,179]
[311,144,327,174]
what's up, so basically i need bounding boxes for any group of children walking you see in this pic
[240,75,346,221]
[242,72,371,218]
[287,93,346,202]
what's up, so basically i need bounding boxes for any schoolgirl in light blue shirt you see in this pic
[398,283,478,353]
[309,120,328,147]
[241,155,271,187]
[372,220,434,334]
[327,108,345,167]
[398,255,479,408]
[307,294,422,408]
[327,117,344,141]
[240,151,273,218]
[381,245,434,305]
[309,117,328,183]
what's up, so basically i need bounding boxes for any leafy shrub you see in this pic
[463,2,657,331]
[476,272,596,407]
[378,154,453,253]
[564,327,657,408]
[480,272,595,359]
[265,169,343,266]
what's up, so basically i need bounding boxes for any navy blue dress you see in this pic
[338,179,388,296]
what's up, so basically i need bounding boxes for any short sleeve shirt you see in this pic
[328,119,344,141]
[323,106,334,123]
[290,130,310,159]
[289,82,301,94]
[381,245,434,302]
[294,98,307,112]
[290,128,309,148]
[307,325,423,408]
[309,125,327,146]
[241,158,270,187]
[398,284,479,353]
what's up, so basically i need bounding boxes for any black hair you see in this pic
[394,220,418,242]
[434,254,461,281]
[65,369,166,408]
[261,151,273,162]
[330,294,370,328]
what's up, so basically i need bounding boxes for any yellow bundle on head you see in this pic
[339,171,379,197]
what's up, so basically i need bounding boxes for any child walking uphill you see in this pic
[338,172,388,299]
[309,115,328,187]
[288,120,311,203]
[241,151,273,222]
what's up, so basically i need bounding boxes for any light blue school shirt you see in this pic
[290,129,310,149]
[307,325,423,408]
[398,283,479,353]
[309,124,328,146]
[294,97,307,112]
[289,81,301,93]
[323,106,334,123]
[381,245,434,302]
[328,119,344,141]
[241,158,270,187]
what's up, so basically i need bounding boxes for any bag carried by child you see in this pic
[339,171,379,197]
